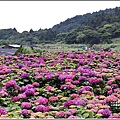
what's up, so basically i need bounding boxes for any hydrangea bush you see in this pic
[0,50,120,118]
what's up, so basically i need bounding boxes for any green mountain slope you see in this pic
[0,7,120,45]
[52,8,115,33]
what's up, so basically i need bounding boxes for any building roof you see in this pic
[9,44,21,48]
[0,48,18,55]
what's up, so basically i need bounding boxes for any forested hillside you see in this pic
[0,7,120,45]
[52,8,115,33]
[64,7,120,44]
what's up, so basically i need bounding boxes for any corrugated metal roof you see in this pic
[9,44,20,48]
[0,48,18,55]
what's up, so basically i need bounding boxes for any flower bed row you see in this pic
[0,50,120,118]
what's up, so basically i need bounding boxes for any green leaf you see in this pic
[18,81,24,85]
[23,79,29,82]
[82,113,89,118]
[89,111,94,118]
[81,109,86,114]
[77,114,82,118]
[7,107,12,111]
[67,90,71,93]
[77,106,84,112]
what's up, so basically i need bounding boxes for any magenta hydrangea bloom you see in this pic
[0,89,8,97]
[18,93,27,99]
[105,95,118,102]
[89,77,102,84]
[32,82,40,87]
[78,86,91,94]
[45,86,52,91]
[66,74,74,80]
[21,102,32,109]
[65,78,73,82]
[49,96,58,102]
[5,80,18,88]
[107,90,112,95]
[72,80,80,85]
[109,115,120,118]
[68,115,78,119]
[56,111,65,118]
[12,96,19,102]
[43,106,50,112]
[97,109,112,118]
[34,97,48,105]
[68,109,78,115]
[70,94,79,98]
[20,109,31,115]
[115,75,120,80]
[0,107,7,116]
[65,111,72,117]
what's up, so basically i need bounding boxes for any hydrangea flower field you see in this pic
[0,50,120,118]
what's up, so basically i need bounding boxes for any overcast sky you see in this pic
[0,1,120,33]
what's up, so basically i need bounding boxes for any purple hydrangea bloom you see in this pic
[111,84,118,88]
[78,86,91,94]
[58,74,66,81]
[20,109,31,115]
[116,66,120,70]
[84,86,91,91]
[17,63,24,68]
[0,107,7,116]
[88,71,96,77]
[98,109,112,118]
[63,100,76,107]
[45,73,53,80]
[5,69,12,74]
[24,88,35,96]
[26,84,33,88]
[21,72,29,79]
[78,76,87,81]
[20,86,28,93]
[35,105,45,112]
[75,99,87,106]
